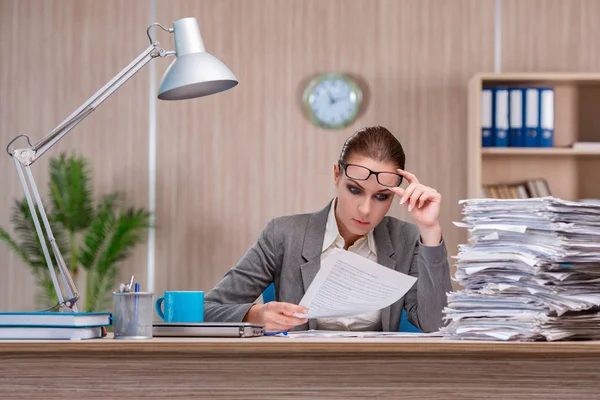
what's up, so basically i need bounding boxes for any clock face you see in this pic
[303,74,362,129]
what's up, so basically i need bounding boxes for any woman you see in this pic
[204,126,452,332]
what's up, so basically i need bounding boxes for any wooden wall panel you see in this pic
[502,0,600,203]
[154,0,495,296]
[503,0,600,72]
[0,0,150,311]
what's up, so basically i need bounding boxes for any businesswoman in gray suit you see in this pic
[205,125,452,332]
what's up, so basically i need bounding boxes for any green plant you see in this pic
[0,153,152,312]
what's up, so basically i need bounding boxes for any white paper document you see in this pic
[294,248,417,319]
[283,330,441,338]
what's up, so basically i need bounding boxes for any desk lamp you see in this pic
[6,17,237,312]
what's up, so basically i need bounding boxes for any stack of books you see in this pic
[443,197,600,341]
[0,312,111,340]
[482,178,551,199]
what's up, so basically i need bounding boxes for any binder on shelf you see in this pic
[508,88,525,147]
[481,87,494,147]
[524,88,540,147]
[493,87,509,147]
[539,87,554,147]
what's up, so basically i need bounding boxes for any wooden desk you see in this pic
[1,336,600,399]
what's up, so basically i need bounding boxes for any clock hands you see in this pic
[326,90,348,105]
[326,91,336,105]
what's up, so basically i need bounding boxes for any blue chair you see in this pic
[262,282,276,303]
[261,282,421,332]
[399,309,421,333]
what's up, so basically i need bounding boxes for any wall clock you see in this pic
[302,73,363,129]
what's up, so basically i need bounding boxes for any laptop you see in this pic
[152,322,264,338]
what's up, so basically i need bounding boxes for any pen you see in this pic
[264,331,288,336]
[134,283,140,329]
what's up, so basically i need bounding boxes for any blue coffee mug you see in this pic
[155,291,204,323]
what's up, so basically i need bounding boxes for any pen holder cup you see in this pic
[112,292,154,340]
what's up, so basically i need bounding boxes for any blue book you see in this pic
[493,87,509,147]
[524,88,540,147]
[509,88,525,147]
[481,87,494,147]
[0,312,111,327]
[539,87,554,147]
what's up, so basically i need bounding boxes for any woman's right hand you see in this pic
[243,302,308,331]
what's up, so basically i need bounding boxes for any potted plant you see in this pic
[0,153,152,312]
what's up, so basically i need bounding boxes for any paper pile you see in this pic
[442,196,600,341]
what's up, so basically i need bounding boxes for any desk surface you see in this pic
[3,334,600,355]
[3,336,600,399]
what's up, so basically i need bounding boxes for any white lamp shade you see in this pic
[158,52,238,100]
[157,17,238,100]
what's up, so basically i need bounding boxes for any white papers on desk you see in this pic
[443,197,600,341]
[294,248,417,319]
[283,330,442,338]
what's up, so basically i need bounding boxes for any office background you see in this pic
[1,0,599,311]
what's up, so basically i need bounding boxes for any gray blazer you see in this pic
[204,201,452,332]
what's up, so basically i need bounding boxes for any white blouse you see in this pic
[315,198,382,331]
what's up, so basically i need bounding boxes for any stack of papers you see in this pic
[442,197,600,341]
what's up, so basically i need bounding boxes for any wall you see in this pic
[0,0,498,310]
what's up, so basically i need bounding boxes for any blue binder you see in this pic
[539,87,554,147]
[493,87,509,147]
[524,88,540,147]
[481,87,494,147]
[508,88,525,147]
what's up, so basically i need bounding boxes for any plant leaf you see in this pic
[78,194,118,272]
[101,207,152,272]
[85,266,119,312]
[33,269,59,310]
[79,195,151,274]
[7,199,69,271]
[49,153,94,232]
[0,227,31,265]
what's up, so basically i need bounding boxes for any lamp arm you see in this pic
[6,38,172,312]
[8,43,160,166]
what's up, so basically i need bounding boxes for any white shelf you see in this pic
[482,148,600,156]
[472,72,600,85]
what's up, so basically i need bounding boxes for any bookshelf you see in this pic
[468,73,600,201]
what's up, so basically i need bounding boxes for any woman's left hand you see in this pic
[388,169,442,244]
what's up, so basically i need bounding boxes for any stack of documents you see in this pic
[442,197,600,341]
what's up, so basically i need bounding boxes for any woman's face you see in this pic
[333,155,397,239]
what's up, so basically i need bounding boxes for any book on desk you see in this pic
[0,325,106,340]
[0,311,111,340]
[0,311,111,327]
